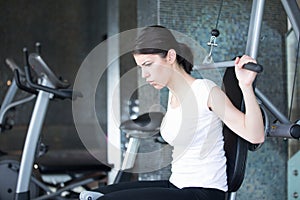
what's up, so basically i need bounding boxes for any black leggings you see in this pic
[96,180,225,200]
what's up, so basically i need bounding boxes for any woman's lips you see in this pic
[147,81,154,85]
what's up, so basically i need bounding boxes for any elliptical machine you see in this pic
[0,57,40,199]
[0,44,111,200]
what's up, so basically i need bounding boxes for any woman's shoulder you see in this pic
[193,78,218,90]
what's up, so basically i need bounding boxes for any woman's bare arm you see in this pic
[208,55,265,144]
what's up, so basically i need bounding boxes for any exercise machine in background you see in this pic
[0,43,111,200]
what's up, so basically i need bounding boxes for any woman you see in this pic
[93,25,265,200]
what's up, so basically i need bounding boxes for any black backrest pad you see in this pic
[222,68,249,192]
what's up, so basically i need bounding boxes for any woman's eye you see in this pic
[145,63,152,67]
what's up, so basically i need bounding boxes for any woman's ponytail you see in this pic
[177,43,194,74]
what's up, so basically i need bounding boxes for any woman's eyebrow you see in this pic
[141,60,151,66]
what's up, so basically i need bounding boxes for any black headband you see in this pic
[134,26,179,52]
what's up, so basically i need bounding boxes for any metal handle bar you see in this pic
[28,53,70,89]
[14,47,73,100]
[195,61,263,73]
[255,88,300,139]
[23,65,73,100]
[5,58,25,76]
[14,69,38,95]
[267,123,300,139]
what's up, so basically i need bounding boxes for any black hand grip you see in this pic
[14,69,38,95]
[243,62,263,73]
[24,66,72,100]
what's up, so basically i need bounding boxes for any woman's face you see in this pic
[133,53,172,90]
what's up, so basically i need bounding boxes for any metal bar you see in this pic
[29,176,52,194]
[281,0,300,41]
[227,1,265,200]
[121,137,140,170]
[194,60,235,70]
[0,94,35,124]
[245,0,265,58]
[33,178,96,200]
[0,80,18,115]
[15,78,53,199]
[255,88,291,124]
[229,192,237,200]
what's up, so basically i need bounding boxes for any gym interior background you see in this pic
[0,0,299,199]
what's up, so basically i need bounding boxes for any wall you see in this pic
[0,0,108,161]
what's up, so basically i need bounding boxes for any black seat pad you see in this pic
[223,68,249,192]
[120,112,164,132]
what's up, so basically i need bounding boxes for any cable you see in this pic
[215,0,224,30]
[288,35,300,120]
[204,0,224,63]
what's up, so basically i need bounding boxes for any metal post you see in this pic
[121,137,141,170]
[228,1,265,200]
[245,0,265,59]
[229,192,237,200]
[15,78,53,200]
[281,0,300,41]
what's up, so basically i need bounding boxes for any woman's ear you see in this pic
[167,49,177,64]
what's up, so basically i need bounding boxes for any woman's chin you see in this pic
[152,83,164,90]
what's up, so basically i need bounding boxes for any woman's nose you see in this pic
[141,68,150,79]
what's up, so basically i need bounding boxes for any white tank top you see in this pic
[160,79,228,192]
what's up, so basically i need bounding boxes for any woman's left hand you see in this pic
[234,55,257,87]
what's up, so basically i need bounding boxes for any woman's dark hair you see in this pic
[133,25,193,74]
